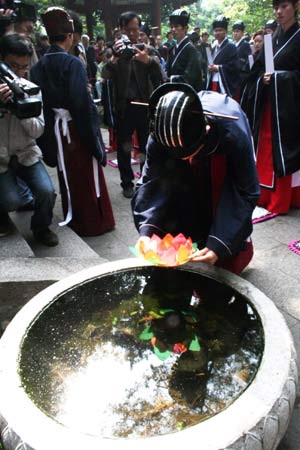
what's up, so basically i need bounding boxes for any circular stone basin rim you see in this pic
[0,259,296,450]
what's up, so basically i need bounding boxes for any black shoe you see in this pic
[122,186,134,199]
[33,227,59,247]
[17,200,35,212]
[0,213,13,237]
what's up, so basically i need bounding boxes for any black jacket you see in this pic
[167,36,203,91]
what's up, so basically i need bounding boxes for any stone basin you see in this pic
[0,260,297,450]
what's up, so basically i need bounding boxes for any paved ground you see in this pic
[0,128,299,449]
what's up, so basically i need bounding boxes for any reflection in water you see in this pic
[19,267,263,438]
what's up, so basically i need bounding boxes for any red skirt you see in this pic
[216,240,253,275]
[256,96,300,214]
[57,122,115,236]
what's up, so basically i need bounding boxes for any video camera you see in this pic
[0,0,36,23]
[0,61,41,119]
[113,34,145,58]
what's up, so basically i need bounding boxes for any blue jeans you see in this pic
[0,159,56,231]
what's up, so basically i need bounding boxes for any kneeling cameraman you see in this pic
[0,33,58,246]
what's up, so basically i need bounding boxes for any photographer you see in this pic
[0,33,58,245]
[102,11,162,199]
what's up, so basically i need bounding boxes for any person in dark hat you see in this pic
[241,0,300,217]
[232,20,251,95]
[31,7,115,236]
[264,19,278,34]
[138,22,151,45]
[206,15,240,97]
[166,9,203,91]
[131,83,259,274]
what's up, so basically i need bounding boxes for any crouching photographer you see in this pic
[0,33,58,246]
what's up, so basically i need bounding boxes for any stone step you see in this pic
[0,219,34,258]
[0,257,107,282]
[9,211,100,258]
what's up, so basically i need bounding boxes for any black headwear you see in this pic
[232,20,245,31]
[264,19,277,31]
[149,83,206,159]
[140,22,151,36]
[212,15,230,30]
[169,9,190,27]
[189,31,200,43]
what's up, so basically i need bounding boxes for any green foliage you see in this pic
[34,0,274,38]
[181,0,273,36]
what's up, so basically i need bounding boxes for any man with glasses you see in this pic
[0,33,58,245]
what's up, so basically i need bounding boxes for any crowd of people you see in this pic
[0,0,299,276]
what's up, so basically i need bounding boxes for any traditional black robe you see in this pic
[132,91,259,260]
[31,45,105,167]
[236,38,252,84]
[167,36,203,92]
[241,23,300,177]
[206,38,240,98]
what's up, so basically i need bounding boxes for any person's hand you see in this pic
[112,38,124,55]
[263,72,272,85]
[0,83,12,104]
[0,8,14,19]
[208,64,219,73]
[133,45,150,65]
[190,247,218,265]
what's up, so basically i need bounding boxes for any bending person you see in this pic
[132,83,260,275]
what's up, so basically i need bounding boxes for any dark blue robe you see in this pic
[132,91,260,260]
[236,38,252,84]
[167,36,203,92]
[31,45,105,167]
[241,23,300,177]
[206,38,240,98]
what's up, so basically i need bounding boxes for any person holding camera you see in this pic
[31,7,115,237]
[0,33,58,245]
[102,11,162,199]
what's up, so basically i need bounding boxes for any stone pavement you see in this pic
[0,129,299,449]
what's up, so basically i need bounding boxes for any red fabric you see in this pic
[190,153,253,274]
[133,130,139,158]
[233,86,241,103]
[256,97,274,188]
[291,186,300,208]
[211,81,218,92]
[108,128,118,152]
[57,122,115,236]
[256,96,300,214]
[211,154,226,216]
[216,240,253,275]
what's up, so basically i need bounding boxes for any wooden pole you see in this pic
[151,0,161,35]
[102,0,113,40]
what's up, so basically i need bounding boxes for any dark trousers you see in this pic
[116,102,149,189]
